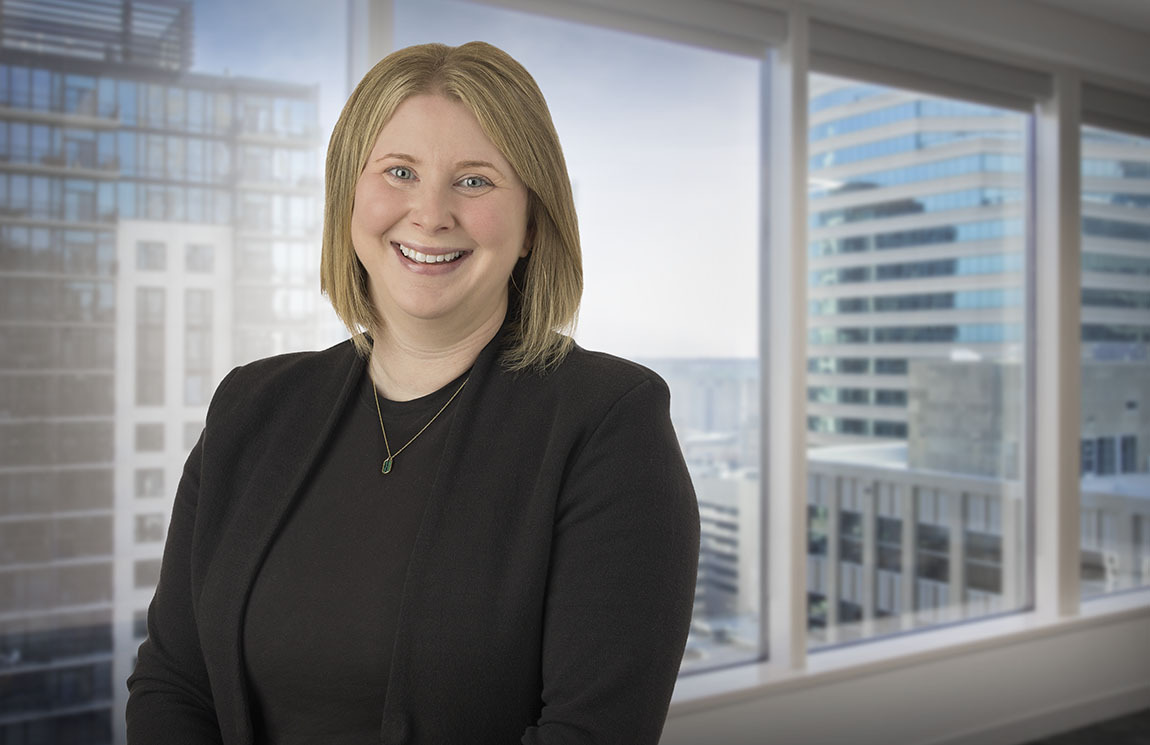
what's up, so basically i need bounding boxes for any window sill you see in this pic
[668,588,1150,715]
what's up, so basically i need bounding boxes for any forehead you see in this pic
[369,93,509,165]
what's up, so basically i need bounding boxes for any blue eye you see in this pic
[459,176,491,189]
[387,166,414,180]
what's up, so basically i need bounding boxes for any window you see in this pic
[184,422,204,450]
[185,242,214,272]
[1120,435,1137,473]
[1081,438,1096,475]
[875,389,907,407]
[134,468,164,498]
[807,73,1030,648]
[135,514,166,543]
[134,423,164,452]
[398,0,762,672]
[135,288,165,405]
[133,610,148,639]
[4,1,1149,739]
[133,559,161,589]
[185,289,214,405]
[136,240,166,271]
[1080,125,1150,597]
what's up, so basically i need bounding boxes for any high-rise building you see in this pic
[802,74,1149,646]
[0,2,324,741]
[805,74,1029,446]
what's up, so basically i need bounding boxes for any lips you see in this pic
[394,242,467,264]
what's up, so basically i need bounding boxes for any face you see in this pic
[351,93,530,334]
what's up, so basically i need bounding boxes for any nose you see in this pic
[409,186,454,234]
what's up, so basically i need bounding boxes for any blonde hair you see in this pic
[321,41,582,372]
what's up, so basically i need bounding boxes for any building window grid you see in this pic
[811,187,1023,229]
[134,287,166,406]
[135,241,166,271]
[1083,190,1150,209]
[811,252,1024,286]
[133,423,164,452]
[812,133,1023,173]
[134,514,166,544]
[810,288,1022,316]
[810,152,1025,199]
[1081,157,1150,180]
[184,289,214,406]
[1082,216,1150,242]
[809,323,1022,345]
[134,468,164,499]
[810,98,1010,143]
[811,217,1024,258]
[1081,288,1150,310]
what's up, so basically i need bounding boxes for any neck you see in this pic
[368,307,505,401]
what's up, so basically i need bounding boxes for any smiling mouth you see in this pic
[395,242,467,264]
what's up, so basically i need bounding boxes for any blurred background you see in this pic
[0,0,1147,743]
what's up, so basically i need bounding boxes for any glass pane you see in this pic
[806,73,1031,648]
[396,0,762,673]
[0,1,345,740]
[1079,124,1150,598]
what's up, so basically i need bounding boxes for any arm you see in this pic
[125,374,238,743]
[522,378,701,745]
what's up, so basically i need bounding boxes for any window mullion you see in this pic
[1033,70,1082,618]
[765,7,809,672]
[352,0,397,87]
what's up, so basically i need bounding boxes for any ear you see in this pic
[520,224,534,258]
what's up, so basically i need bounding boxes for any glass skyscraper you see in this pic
[804,74,1150,648]
[0,2,324,741]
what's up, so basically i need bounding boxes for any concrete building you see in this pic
[651,348,1148,653]
[806,356,1150,648]
[640,358,761,668]
[0,2,323,742]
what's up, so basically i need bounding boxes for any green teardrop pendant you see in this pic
[381,458,393,474]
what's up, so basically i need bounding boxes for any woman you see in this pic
[127,41,699,744]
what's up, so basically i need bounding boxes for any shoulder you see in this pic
[487,341,671,429]
[553,344,667,392]
[228,337,358,383]
[208,339,362,422]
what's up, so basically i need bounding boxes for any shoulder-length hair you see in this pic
[321,41,582,372]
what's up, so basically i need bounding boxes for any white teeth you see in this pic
[399,244,464,264]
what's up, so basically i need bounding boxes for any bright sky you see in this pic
[191,0,760,358]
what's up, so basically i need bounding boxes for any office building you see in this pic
[807,357,1150,647]
[0,2,323,741]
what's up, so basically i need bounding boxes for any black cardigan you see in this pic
[126,330,700,745]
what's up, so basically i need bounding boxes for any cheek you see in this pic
[352,180,402,234]
[466,203,528,255]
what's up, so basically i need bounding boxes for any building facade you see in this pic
[802,73,1150,647]
[0,2,324,741]
[806,74,1029,446]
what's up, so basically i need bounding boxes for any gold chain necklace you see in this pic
[372,375,469,475]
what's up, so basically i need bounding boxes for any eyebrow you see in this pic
[374,152,505,176]
[456,160,502,174]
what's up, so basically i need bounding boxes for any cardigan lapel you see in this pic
[198,342,367,745]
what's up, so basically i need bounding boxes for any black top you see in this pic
[127,331,699,745]
[244,369,466,744]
